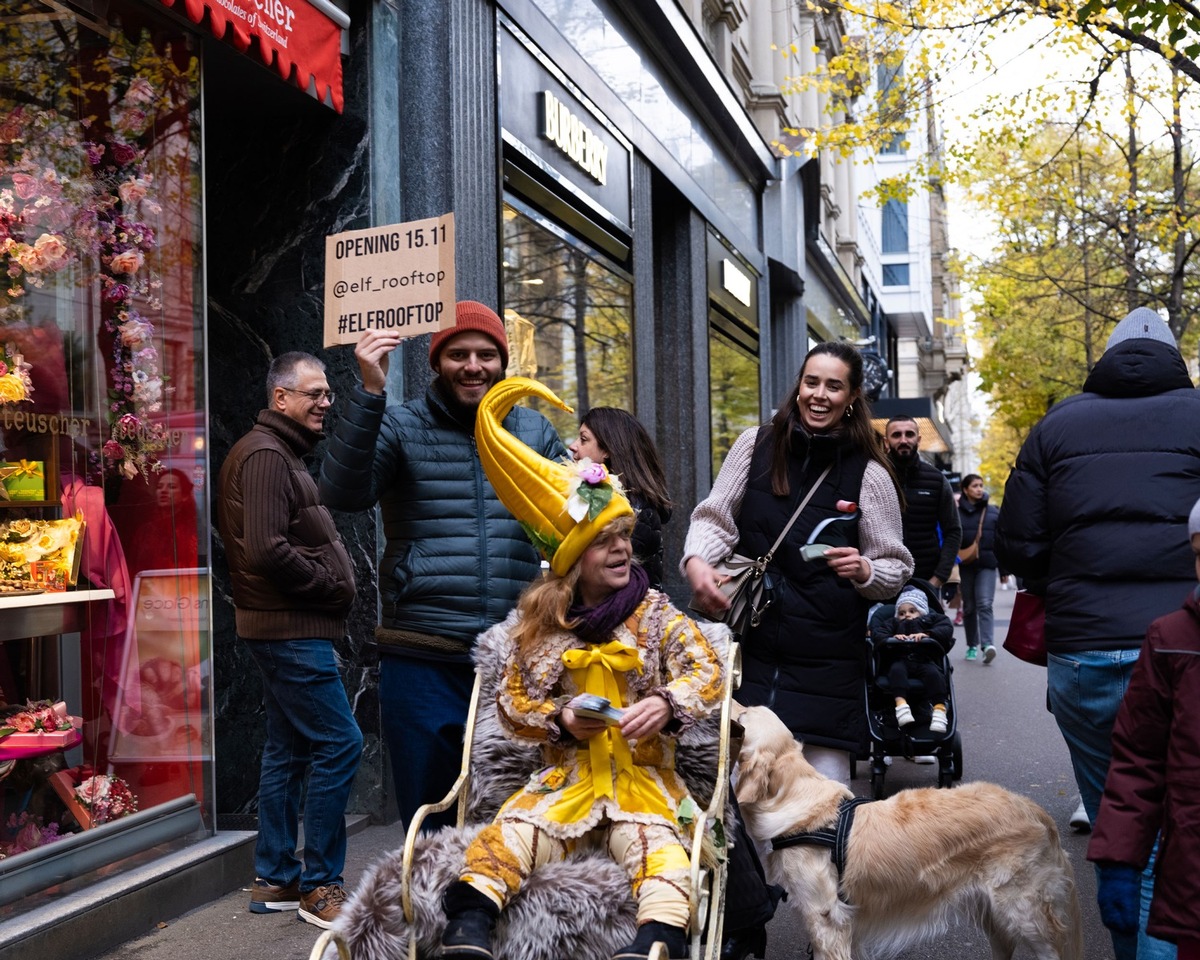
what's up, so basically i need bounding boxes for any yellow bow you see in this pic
[561,641,641,801]
[14,459,42,479]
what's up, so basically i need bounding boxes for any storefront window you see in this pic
[502,200,632,436]
[0,0,209,902]
[709,324,759,479]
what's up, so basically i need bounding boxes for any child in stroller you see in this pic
[860,579,962,796]
[871,586,954,734]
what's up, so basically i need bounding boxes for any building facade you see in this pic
[0,0,819,949]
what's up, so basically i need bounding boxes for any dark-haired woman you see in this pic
[957,473,1001,663]
[684,341,913,781]
[570,407,673,589]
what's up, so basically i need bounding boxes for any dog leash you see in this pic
[770,796,872,903]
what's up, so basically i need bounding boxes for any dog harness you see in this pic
[770,796,872,903]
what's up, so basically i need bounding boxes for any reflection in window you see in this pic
[0,0,210,887]
[882,263,911,286]
[501,202,632,438]
[709,324,760,479]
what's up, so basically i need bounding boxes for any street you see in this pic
[94,583,1117,960]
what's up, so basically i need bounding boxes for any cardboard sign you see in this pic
[323,214,456,347]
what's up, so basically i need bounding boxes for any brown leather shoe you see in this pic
[298,884,347,929]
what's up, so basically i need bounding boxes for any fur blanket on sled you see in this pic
[329,615,733,960]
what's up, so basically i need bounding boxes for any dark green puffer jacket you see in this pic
[319,382,567,661]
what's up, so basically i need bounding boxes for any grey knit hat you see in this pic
[1189,497,1200,539]
[1105,307,1177,351]
[896,587,929,616]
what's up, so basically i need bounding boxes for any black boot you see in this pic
[440,881,499,960]
[719,925,767,960]
[611,921,689,960]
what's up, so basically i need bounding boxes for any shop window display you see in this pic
[0,0,210,893]
[501,201,632,437]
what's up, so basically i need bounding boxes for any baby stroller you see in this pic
[856,578,963,799]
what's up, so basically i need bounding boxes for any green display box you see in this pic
[0,460,47,501]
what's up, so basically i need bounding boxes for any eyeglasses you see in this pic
[281,387,336,404]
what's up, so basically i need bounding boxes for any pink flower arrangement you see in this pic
[0,699,72,740]
[1,79,170,479]
[74,774,138,824]
[0,812,63,859]
[564,457,625,523]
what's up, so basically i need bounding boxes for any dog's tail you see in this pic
[1045,818,1084,960]
[1060,857,1084,960]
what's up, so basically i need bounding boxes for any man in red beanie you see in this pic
[319,301,567,833]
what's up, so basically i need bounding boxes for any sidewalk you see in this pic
[88,818,408,960]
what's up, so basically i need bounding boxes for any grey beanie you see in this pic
[1190,497,1200,539]
[896,587,929,616]
[1106,307,1177,351]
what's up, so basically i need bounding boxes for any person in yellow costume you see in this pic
[439,378,725,960]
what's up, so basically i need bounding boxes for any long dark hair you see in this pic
[767,341,892,497]
[960,474,984,501]
[580,407,672,514]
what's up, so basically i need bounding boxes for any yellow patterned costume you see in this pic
[460,591,724,925]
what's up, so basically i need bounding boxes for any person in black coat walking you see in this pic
[958,474,1000,663]
[996,306,1200,960]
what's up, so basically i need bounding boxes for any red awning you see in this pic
[158,0,346,112]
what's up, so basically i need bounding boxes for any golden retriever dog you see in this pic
[734,705,1082,960]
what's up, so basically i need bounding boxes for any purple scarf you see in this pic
[568,564,650,646]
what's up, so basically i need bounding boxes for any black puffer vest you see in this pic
[894,456,945,581]
[735,427,870,752]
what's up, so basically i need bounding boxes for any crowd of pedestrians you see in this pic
[215,301,1200,959]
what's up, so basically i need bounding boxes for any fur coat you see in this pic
[328,613,733,960]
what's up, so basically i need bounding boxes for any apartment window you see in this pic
[882,199,909,253]
[883,263,911,286]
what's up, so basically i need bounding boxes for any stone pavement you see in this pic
[88,817,407,960]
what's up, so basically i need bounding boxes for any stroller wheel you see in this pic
[952,731,964,781]
[849,754,858,781]
[870,766,886,800]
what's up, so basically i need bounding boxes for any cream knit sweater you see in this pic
[681,426,913,601]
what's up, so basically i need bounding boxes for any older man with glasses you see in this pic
[217,350,362,929]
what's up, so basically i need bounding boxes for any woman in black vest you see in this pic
[683,342,913,783]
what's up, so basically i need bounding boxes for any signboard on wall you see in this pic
[499,23,632,231]
[323,214,457,347]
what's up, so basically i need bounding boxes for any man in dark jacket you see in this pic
[319,302,567,832]
[218,351,362,929]
[884,416,961,588]
[996,306,1200,960]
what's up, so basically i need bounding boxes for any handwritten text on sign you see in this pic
[323,214,456,347]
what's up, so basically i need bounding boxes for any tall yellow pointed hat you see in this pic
[476,377,633,576]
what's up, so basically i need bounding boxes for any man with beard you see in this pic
[884,416,961,588]
[320,302,567,832]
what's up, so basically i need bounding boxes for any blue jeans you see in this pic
[379,654,476,833]
[1047,650,1176,960]
[960,565,997,650]
[245,638,363,892]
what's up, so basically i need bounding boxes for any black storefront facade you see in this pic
[0,0,808,952]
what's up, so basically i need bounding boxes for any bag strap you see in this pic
[761,463,834,564]
[972,510,984,545]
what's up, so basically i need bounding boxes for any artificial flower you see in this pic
[74,774,138,824]
[109,248,143,274]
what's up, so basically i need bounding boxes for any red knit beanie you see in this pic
[429,300,510,370]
